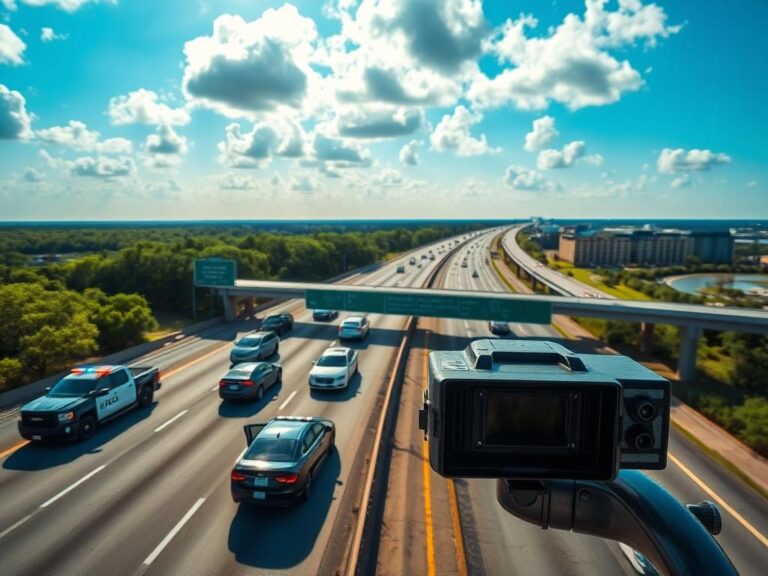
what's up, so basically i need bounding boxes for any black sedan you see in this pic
[488,321,511,335]
[312,309,339,321]
[231,416,336,506]
[261,313,294,335]
[218,362,281,401]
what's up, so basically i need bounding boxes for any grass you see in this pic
[145,313,202,341]
[547,256,653,301]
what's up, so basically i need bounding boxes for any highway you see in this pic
[377,230,767,575]
[0,236,465,576]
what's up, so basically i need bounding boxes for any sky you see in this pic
[0,0,766,221]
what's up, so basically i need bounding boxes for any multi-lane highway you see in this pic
[379,229,767,575]
[0,236,465,576]
[1,228,766,576]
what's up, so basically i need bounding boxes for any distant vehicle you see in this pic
[461,261,468,268]
[409,257,417,265]
[231,416,335,506]
[488,321,511,335]
[396,265,405,273]
[417,263,423,268]
[472,270,479,278]
[429,254,435,261]
[338,316,370,341]
[485,257,489,264]
[313,309,339,321]
[421,254,428,260]
[261,313,294,335]
[18,365,161,442]
[309,347,358,390]
[230,331,279,364]
[219,362,281,401]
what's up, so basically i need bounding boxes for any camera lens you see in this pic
[636,401,657,422]
[634,432,654,451]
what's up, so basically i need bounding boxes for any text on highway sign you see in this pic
[306,289,552,324]
[194,258,237,287]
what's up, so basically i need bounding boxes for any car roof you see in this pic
[343,316,366,322]
[226,362,262,374]
[322,347,351,356]
[247,331,273,338]
[261,418,311,440]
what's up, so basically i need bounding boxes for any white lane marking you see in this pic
[211,385,219,392]
[40,465,107,508]
[154,410,188,433]
[463,321,470,330]
[143,498,206,566]
[279,390,297,411]
[330,340,337,347]
[0,514,32,540]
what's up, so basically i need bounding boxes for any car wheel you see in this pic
[274,343,279,356]
[256,384,264,401]
[138,386,154,407]
[78,415,96,441]
[277,369,283,384]
[302,476,312,502]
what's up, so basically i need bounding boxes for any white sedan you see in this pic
[309,347,359,390]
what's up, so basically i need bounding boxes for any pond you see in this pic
[664,273,768,295]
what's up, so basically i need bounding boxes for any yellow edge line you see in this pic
[448,479,468,576]
[668,452,768,548]
[421,331,436,576]
[0,439,30,459]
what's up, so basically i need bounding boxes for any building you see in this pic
[532,222,561,249]
[558,226,733,267]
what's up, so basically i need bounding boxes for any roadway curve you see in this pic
[0,236,466,576]
[428,230,767,575]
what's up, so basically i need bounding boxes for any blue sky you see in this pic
[0,0,765,220]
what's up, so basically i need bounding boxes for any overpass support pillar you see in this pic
[640,322,655,353]
[223,295,238,322]
[677,326,702,382]
[244,297,255,317]
[531,277,538,291]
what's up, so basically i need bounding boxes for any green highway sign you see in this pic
[305,288,552,324]
[194,258,237,287]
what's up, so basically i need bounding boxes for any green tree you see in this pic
[87,291,158,351]
[731,397,768,455]
[0,357,22,392]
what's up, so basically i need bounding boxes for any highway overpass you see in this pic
[217,278,768,382]
[498,224,768,381]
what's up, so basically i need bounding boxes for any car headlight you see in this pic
[58,411,75,423]
[335,374,347,381]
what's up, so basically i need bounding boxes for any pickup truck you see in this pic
[18,365,161,443]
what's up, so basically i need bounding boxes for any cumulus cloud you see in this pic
[583,154,604,166]
[0,84,34,139]
[373,168,404,186]
[312,133,371,166]
[503,164,559,192]
[217,121,304,168]
[0,24,26,66]
[336,107,423,139]
[22,167,45,182]
[144,124,188,168]
[108,89,191,126]
[430,105,500,156]
[657,148,731,173]
[36,120,133,154]
[399,139,422,166]
[290,174,316,192]
[671,174,691,188]
[182,6,318,116]
[4,1,115,14]
[218,172,259,190]
[69,155,136,179]
[537,141,586,169]
[524,116,558,151]
[40,27,67,42]
[470,0,680,110]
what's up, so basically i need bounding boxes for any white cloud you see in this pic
[290,174,316,192]
[657,148,731,173]
[69,155,136,179]
[537,140,586,169]
[109,89,191,126]
[218,172,259,190]
[747,180,758,188]
[36,120,133,154]
[503,164,559,192]
[583,154,604,166]
[312,132,371,166]
[0,84,34,139]
[430,105,500,156]
[217,121,304,168]
[373,167,404,186]
[470,0,679,110]
[144,124,188,168]
[182,7,319,117]
[671,174,691,188]
[40,27,67,42]
[22,167,45,182]
[336,107,423,139]
[399,139,422,166]
[0,24,25,66]
[524,115,558,151]
[4,1,115,14]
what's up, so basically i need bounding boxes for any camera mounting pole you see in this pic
[497,470,736,576]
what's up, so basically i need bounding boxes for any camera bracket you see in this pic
[496,470,736,576]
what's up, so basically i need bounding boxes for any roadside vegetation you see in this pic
[517,232,768,456]
[0,223,482,393]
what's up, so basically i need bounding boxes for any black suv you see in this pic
[261,313,294,335]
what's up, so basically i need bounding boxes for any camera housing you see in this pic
[419,339,669,481]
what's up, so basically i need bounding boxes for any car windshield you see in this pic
[342,321,361,328]
[49,377,99,397]
[235,337,261,347]
[244,438,298,463]
[317,355,347,367]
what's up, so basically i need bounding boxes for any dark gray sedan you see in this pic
[231,416,336,506]
[218,362,281,401]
